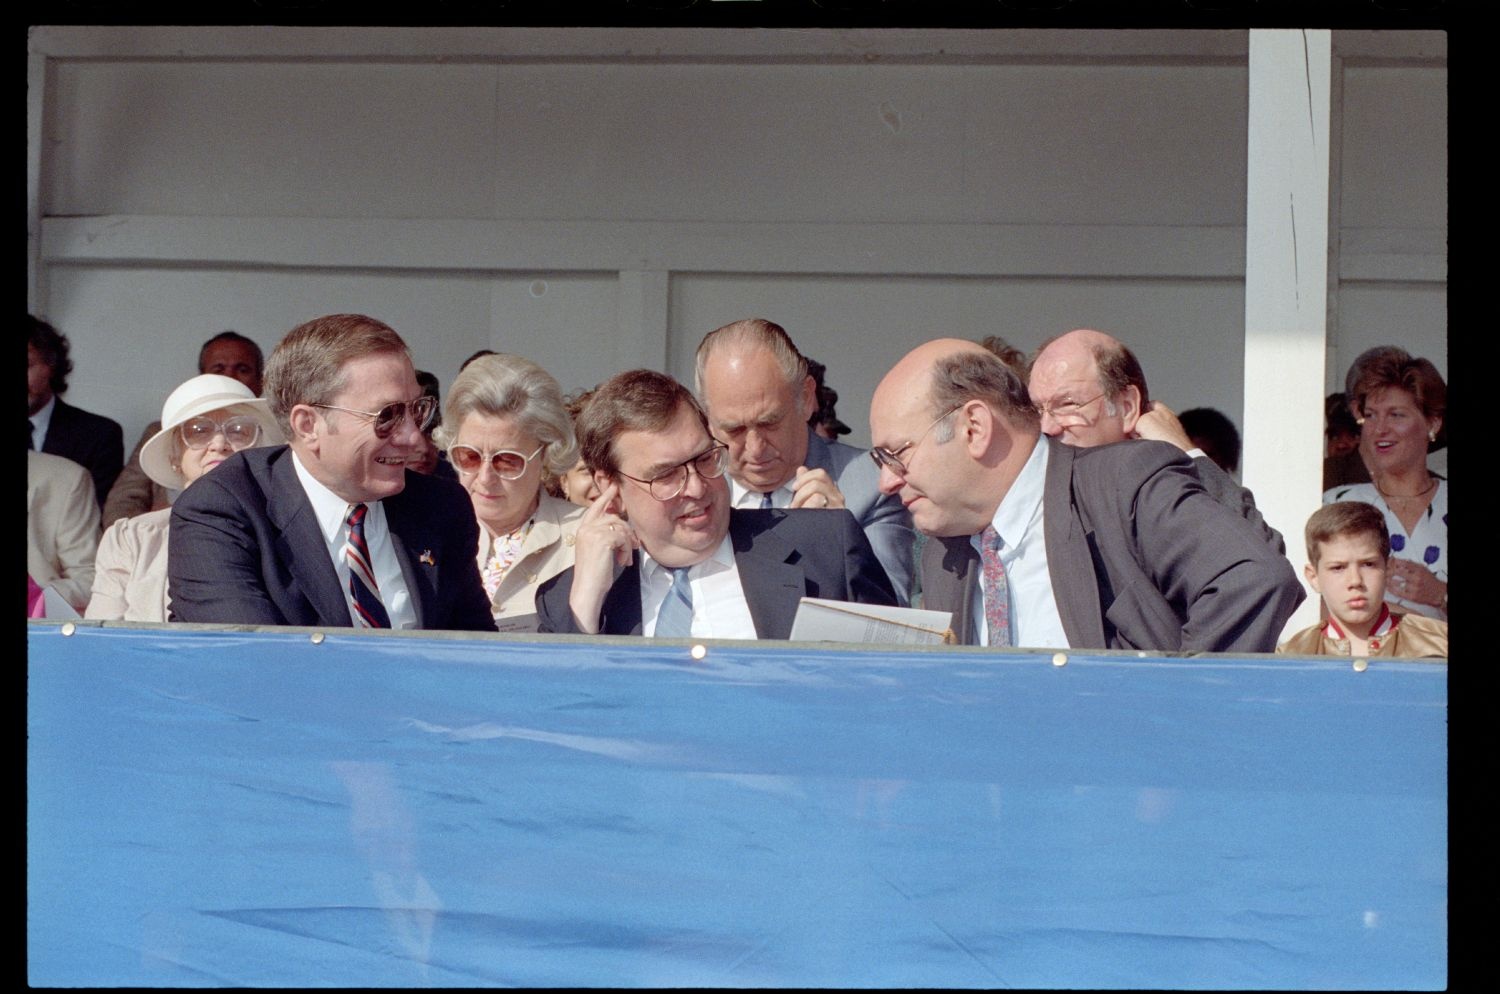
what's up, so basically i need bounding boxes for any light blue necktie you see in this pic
[655,566,695,638]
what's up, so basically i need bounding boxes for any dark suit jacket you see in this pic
[167,445,496,632]
[534,507,897,638]
[802,429,915,605]
[40,398,125,509]
[922,438,1304,653]
[1190,454,1285,555]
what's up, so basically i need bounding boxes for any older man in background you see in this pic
[168,313,494,631]
[1026,327,1283,553]
[694,318,915,603]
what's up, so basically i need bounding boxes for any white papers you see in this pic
[789,597,954,645]
[42,586,81,620]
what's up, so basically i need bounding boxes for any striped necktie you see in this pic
[759,491,774,509]
[654,566,694,637]
[344,503,391,629]
[979,524,1011,648]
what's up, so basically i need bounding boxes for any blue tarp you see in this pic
[28,621,1446,987]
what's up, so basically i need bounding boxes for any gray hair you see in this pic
[693,318,809,398]
[433,353,579,476]
[928,349,1040,443]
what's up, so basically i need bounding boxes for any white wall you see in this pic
[30,27,1444,456]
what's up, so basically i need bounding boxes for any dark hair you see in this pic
[460,349,496,372]
[927,348,1039,439]
[1179,407,1241,474]
[805,358,850,437]
[198,331,264,377]
[28,315,72,395]
[415,370,442,431]
[577,369,706,477]
[1343,346,1446,449]
[978,336,1028,378]
[1325,392,1360,439]
[1305,501,1390,567]
[263,314,409,437]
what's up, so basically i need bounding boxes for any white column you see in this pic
[28,52,47,313]
[1244,29,1331,637]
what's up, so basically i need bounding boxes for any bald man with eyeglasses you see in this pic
[167,314,496,631]
[536,369,896,638]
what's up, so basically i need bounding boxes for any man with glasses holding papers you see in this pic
[536,369,896,638]
[167,314,496,631]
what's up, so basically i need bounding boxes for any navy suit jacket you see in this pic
[40,398,124,509]
[534,507,897,638]
[921,438,1303,653]
[167,445,496,632]
[801,429,916,605]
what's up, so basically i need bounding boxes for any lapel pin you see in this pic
[419,550,436,566]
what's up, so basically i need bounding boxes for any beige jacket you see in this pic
[85,507,172,623]
[479,493,584,631]
[27,451,101,614]
[1277,612,1448,659]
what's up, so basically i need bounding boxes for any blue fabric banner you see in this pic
[28,622,1446,987]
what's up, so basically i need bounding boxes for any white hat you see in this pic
[139,374,284,490]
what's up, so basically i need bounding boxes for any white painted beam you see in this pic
[1243,29,1332,638]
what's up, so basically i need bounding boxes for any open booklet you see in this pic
[789,597,955,645]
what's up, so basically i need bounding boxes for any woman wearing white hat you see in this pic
[85,374,283,622]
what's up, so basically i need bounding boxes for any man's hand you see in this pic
[788,466,846,509]
[1133,400,1194,453]
[568,482,638,634]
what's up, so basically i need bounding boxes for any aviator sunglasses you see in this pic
[312,395,439,438]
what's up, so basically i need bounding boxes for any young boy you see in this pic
[1278,501,1447,657]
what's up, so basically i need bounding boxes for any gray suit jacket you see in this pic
[1190,454,1285,555]
[921,438,1303,653]
[801,430,916,605]
[535,507,897,638]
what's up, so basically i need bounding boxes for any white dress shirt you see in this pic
[639,534,759,639]
[30,395,56,450]
[729,476,791,510]
[969,440,1070,649]
[291,451,416,629]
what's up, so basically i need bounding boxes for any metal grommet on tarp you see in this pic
[1352,657,1369,673]
[1051,652,1067,667]
[60,622,76,637]
[690,644,707,661]
[310,632,326,645]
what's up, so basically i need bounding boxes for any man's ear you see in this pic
[960,400,995,456]
[1303,562,1320,594]
[1118,385,1143,434]
[797,373,817,420]
[289,404,320,448]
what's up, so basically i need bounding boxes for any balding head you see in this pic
[1027,328,1148,446]
[695,318,816,493]
[870,339,1039,538]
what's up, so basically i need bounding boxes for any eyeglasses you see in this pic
[448,442,545,480]
[1032,391,1106,428]
[179,415,263,451]
[869,405,962,478]
[312,395,438,438]
[618,443,728,501]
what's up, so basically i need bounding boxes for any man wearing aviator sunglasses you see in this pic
[536,369,896,638]
[168,313,495,632]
